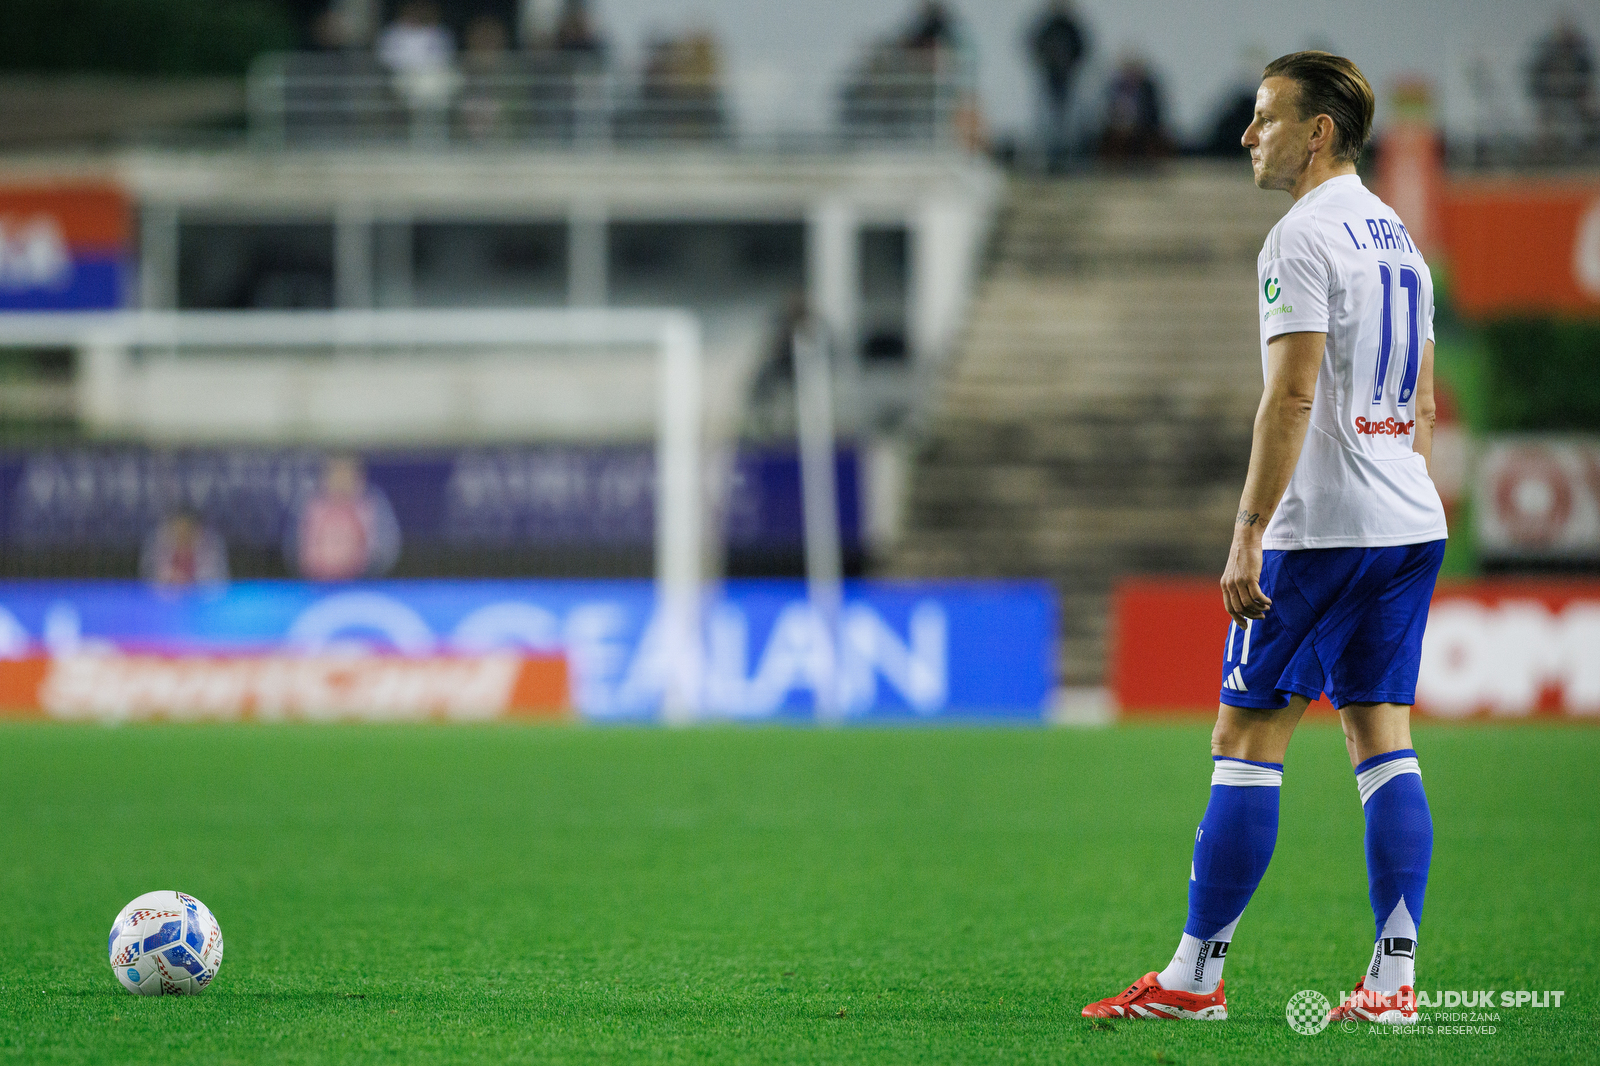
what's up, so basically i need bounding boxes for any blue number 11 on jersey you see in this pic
[1372,263,1421,407]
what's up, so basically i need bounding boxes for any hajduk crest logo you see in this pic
[1286,989,1331,1035]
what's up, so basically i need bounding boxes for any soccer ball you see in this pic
[108,891,224,995]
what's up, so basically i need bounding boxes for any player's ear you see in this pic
[1310,113,1336,155]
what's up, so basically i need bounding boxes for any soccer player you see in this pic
[1081,52,1446,1024]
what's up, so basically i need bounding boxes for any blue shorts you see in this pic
[1219,540,1446,711]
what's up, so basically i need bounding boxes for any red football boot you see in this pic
[1081,972,1228,1020]
[1326,978,1418,1025]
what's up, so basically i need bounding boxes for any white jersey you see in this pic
[1256,174,1448,550]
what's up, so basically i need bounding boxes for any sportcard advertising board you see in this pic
[0,579,1055,723]
[0,185,128,310]
[1114,578,1599,718]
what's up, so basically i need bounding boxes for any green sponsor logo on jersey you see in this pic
[1264,277,1281,303]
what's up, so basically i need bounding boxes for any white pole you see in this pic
[567,200,608,308]
[335,202,374,311]
[76,333,131,433]
[138,205,178,311]
[656,314,703,724]
[375,215,414,309]
[793,325,844,721]
[806,199,857,364]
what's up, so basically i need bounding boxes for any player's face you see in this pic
[1242,77,1315,191]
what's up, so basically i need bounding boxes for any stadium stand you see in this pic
[884,163,1287,686]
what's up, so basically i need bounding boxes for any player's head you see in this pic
[1244,51,1374,192]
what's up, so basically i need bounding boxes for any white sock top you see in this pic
[1356,756,1420,806]
[1211,759,1283,788]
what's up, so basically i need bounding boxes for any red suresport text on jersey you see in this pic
[1353,416,1416,437]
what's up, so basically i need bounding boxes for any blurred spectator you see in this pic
[1528,17,1595,154]
[842,4,968,144]
[378,0,458,122]
[554,0,606,55]
[290,455,401,581]
[141,512,229,589]
[459,14,511,139]
[1100,55,1169,161]
[1203,46,1276,158]
[518,0,606,145]
[754,293,809,388]
[1029,0,1088,172]
[842,42,919,141]
[463,15,510,66]
[378,1,453,74]
[309,6,360,51]
[283,0,338,49]
[637,31,725,141]
[903,1,955,52]
[748,292,812,437]
[1203,87,1257,157]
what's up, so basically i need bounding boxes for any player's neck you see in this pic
[1287,158,1358,202]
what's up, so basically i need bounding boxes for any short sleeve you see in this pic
[1259,218,1331,340]
[1426,297,1436,343]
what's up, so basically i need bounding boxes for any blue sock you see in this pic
[1357,748,1432,993]
[1157,757,1281,992]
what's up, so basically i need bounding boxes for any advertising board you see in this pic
[0,185,128,310]
[1113,578,1599,719]
[0,579,1055,723]
[1476,436,1600,563]
[0,445,860,558]
[1438,178,1600,318]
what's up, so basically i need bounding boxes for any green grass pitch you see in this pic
[1,721,1595,1064]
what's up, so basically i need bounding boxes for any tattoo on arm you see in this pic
[1236,509,1262,528]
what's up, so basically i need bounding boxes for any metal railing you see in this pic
[247,49,970,151]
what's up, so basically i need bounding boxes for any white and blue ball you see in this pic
[108,891,224,995]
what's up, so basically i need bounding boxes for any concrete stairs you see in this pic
[881,163,1289,687]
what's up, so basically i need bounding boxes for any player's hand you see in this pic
[1221,534,1272,625]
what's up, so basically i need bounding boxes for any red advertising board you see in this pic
[1113,578,1600,719]
[1416,583,1599,718]
[0,185,128,249]
[1436,178,1600,318]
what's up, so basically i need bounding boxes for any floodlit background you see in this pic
[0,0,1595,719]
